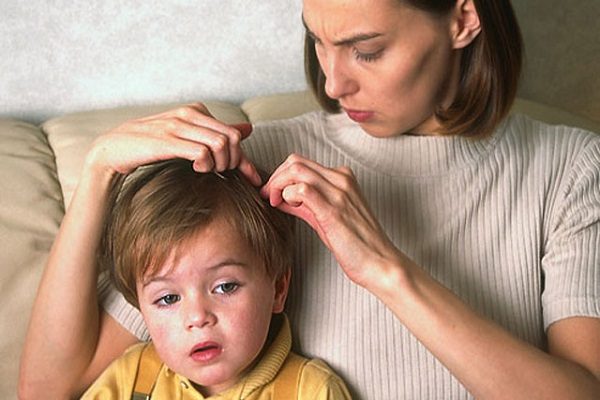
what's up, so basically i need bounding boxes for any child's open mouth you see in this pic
[190,342,223,363]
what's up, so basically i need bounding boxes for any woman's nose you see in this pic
[322,53,358,100]
[184,296,217,330]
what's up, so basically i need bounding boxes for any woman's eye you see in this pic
[155,294,180,307]
[213,282,239,295]
[353,48,383,63]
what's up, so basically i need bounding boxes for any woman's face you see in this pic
[303,0,459,137]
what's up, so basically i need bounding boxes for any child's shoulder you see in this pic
[80,342,149,399]
[112,341,149,368]
[291,353,353,399]
[123,341,149,356]
[300,357,338,378]
[94,341,149,378]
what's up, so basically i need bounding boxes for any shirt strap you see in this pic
[131,342,162,400]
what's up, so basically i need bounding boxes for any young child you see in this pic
[82,159,351,399]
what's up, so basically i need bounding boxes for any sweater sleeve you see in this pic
[542,136,600,329]
[98,271,150,341]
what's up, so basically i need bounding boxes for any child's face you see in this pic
[137,216,289,396]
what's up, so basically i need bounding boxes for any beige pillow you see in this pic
[0,119,65,397]
[242,90,321,122]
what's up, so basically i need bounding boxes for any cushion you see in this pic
[0,119,64,396]
[242,90,321,122]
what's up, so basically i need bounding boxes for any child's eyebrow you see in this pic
[141,259,250,287]
[142,275,172,288]
[205,259,249,272]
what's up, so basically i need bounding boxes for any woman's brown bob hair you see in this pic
[100,160,295,308]
[305,0,523,137]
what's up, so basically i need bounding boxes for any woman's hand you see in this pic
[261,153,403,291]
[86,102,261,184]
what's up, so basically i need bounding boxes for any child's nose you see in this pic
[184,297,217,330]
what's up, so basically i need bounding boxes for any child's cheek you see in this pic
[143,311,175,345]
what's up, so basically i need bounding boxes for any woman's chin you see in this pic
[359,122,404,139]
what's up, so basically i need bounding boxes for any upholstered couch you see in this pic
[1,90,599,398]
[2,1,599,399]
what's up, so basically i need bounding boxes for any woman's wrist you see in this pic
[365,249,450,333]
[79,141,125,197]
[361,249,419,310]
[83,138,121,180]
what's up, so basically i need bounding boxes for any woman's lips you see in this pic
[190,341,222,363]
[344,109,374,123]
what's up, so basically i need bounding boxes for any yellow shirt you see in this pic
[82,315,351,399]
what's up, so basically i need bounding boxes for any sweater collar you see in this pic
[210,313,291,399]
[324,112,506,178]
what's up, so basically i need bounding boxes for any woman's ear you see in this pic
[272,269,291,314]
[451,0,482,49]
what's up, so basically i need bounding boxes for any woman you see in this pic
[20,0,600,398]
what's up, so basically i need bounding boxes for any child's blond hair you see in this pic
[100,159,294,308]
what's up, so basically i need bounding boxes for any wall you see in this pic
[513,0,600,123]
[0,0,306,123]
[1,0,598,124]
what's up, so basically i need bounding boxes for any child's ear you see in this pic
[272,269,291,314]
[450,0,481,49]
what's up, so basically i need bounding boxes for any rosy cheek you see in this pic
[143,313,173,342]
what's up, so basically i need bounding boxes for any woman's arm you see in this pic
[19,162,129,398]
[262,153,600,399]
[380,258,600,399]
[18,104,255,399]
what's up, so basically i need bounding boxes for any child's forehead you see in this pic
[138,221,266,285]
[139,258,268,289]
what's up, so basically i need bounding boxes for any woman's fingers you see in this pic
[262,154,355,207]
[182,121,252,172]
[94,103,256,178]
[262,153,358,235]
[230,122,253,139]
[260,153,398,286]
[171,120,234,171]
[165,107,248,171]
[238,153,262,186]
[144,111,241,172]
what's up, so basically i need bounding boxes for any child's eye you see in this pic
[213,282,240,295]
[155,294,180,307]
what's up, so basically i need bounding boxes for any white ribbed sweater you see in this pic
[101,112,600,399]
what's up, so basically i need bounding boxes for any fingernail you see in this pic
[231,123,253,139]
[259,185,268,198]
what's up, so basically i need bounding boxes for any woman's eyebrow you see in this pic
[302,16,382,46]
